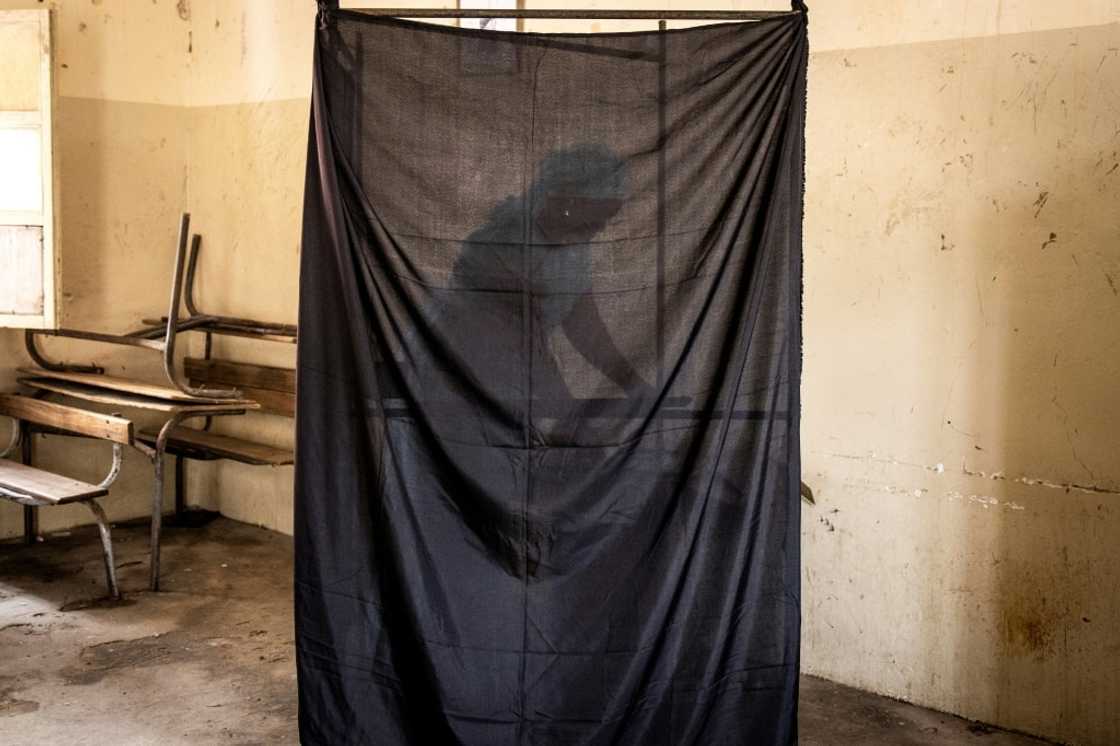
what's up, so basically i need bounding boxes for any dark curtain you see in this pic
[296,6,807,744]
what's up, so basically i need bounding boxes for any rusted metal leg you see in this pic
[149,415,183,591]
[174,455,185,515]
[185,233,203,317]
[149,450,164,590]
[149,446,165,591]
[20,422,36,545]
[0,418,18,459]
[23,506,37,545]
[162,214,240,400]
[146,409,241,591]
[84,500,120,600]
[23,330,103,374]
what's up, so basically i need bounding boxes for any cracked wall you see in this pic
[801,14,1120,745]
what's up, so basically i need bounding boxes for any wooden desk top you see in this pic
[17,368,259,404]
[18,375,259,415]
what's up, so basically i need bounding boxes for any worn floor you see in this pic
[0,517,1051,745]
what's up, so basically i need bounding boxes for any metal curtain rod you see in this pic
[343,9,797,21]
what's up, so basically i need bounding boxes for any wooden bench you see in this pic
[135,358,295,512]
[0,394,133,599]
[17,371,258,591]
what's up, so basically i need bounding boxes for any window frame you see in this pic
[0,8,58,330]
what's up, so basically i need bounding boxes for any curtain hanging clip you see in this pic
[317,0,339,30]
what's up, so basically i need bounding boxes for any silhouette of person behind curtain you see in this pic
[451,143,650,403]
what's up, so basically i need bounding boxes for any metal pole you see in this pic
[657,18,666,376]
[657,19,666,458]
[174,456,185,516]
[20,423,36,545]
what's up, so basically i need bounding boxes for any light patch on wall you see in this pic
[459,0,517,32]
[0,127,42,211]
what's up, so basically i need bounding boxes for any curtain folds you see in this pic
[296,11,807,744]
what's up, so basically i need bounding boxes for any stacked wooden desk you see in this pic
[18,367,258,591]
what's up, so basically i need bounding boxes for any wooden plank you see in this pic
[0,394,132,444]
[186,381,293,417]
[0,460,106,504]
[19,377,259,414]
[185,358,295,394]
[137,427,293,466]
[17,367,257,404]
[221,384,294,418]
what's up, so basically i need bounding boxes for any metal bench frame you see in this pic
[16,212,284,591]
[23,212,297,398]
[0,409,126,599]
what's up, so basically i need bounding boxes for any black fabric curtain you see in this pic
[296,7,807,744]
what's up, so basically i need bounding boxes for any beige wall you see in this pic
[802,17,1120,745]
[176,0,313,533]
[1,1,1118,743]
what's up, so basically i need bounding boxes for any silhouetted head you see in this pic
[531,144,627,243]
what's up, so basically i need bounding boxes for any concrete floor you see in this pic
[0,517,1052,746]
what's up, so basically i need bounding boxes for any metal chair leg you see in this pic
[20,423,36,546]
[84,500,120,600]
[174,455,185,516]
[149,446,165,591]
[149,414,184,591]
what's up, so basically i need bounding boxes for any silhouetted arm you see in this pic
[562,294,652,395]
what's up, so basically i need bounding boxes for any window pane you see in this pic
[0,126,43,212]
[0,19,41,110]
[0,224,44,314]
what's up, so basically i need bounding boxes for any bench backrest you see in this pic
[185,358,295,417]
[0,394,133,445]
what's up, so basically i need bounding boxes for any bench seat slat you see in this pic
[137,427,293,466]
[194,383,294,418]
[184,358,295,395]
[0,460,108,505]
[184,358,295,417]
[0,394,133,444]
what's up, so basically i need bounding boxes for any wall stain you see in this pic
[1002,595,1060,661]
[1032,190,1050,217]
